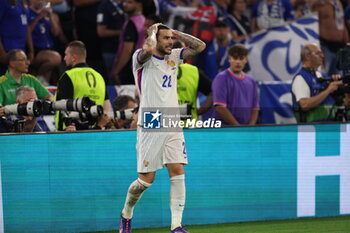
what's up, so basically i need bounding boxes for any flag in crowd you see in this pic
[246,15,319,81]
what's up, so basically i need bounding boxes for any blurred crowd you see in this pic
[1,0,350,132]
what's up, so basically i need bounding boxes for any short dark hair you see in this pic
[113,95,136,111]
[6,49,23,65]
[228,44,248,58]
[67,40,87,58]
[156,24,170,39]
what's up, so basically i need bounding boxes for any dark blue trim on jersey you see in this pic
[180,48,184,60]
[152,54,165,60]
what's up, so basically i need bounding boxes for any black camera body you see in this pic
[0,116,26,132]
[317,46,350,104]
[62,105,104,127]
[335,45,350,96]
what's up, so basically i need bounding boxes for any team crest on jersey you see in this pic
[167,60,176,67]
[143,160,149,167]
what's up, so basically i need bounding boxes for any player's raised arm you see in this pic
[172,30,206,60]
[137,23,161,64]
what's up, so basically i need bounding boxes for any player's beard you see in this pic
[158,44,172,56]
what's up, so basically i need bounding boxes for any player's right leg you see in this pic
[119,172,155,233]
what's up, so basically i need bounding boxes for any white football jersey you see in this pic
[133,48,184,124]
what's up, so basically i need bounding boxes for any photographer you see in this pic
[111,95,137,129]
[0,86,42,133]
[291,43,342,122]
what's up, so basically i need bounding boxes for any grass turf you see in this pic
[95,215,350,233]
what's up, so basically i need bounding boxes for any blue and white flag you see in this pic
[258,81,296,124]
[245,15,319,81]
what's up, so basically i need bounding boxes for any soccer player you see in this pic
[119,24,205,233]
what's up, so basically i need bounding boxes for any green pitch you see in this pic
[96,215,350,233]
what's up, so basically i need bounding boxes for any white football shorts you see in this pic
[136,127,188,173]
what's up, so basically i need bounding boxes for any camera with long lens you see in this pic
[317,46,350,100]
[3,100,43,117]
[334,45,350,96]
[106,107,138,121]
[62,105,104,129]
[42,97,95,115]
[316,45,350,121]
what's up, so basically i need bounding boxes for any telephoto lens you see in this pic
[62,105,103,123]
[106,108,134,120]
[4,101,43,117]
[88,105,104,118]
[52,97,95,113]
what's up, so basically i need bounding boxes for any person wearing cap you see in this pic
[196,18,235,80]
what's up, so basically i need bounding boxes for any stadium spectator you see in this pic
[251,0,295,33]
[73,0,107,81]
[0,86,44,132]
[96,0,125,75]
[0,49,53,107]
[51,0,74,49]
[28,0,62,86]
[312,0,349,75]
[345,2,350,35]
[55,40,112,131]
[292,0,314,18]
[212,44,259,126]
[227,0,251,42]
[157,0,204,29]
[142,0,157,17]
[0,0,34,74]
[211,0,232,18]
[111,0,145,85]
[111,95,138,129]
[197,18,235,80]
[291,43,342,122]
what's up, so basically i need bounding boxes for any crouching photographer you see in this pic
[291,44,344,123]
[0,86,43,132]
[108,95,138,130]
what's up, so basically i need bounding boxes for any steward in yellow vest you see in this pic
[177,63,212,121]
[55,41,111,131]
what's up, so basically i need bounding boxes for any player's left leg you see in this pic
[166,163,189,233]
